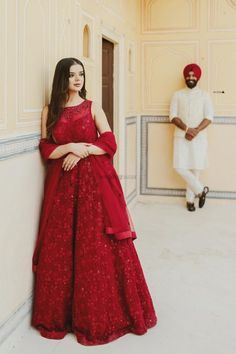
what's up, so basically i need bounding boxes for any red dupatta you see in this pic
[32,132,136,273]
[92,132,136,240]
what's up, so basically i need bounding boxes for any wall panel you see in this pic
[209,40,236,115]
[141,116,236,199]
[142,41,199,113]
[17,0,49,128]
[209,0,236,30]
[142,0,199,32]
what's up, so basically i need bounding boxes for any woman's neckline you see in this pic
[64,99,87,109]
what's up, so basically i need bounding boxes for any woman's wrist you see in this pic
[87,146,92,155]
[67,143,73,153]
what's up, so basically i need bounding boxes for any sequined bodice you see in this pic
[53,100,97,144]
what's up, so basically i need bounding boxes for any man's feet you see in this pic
[186,202,196,212]
[199,186,209,208]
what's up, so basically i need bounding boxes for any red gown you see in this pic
[31,100,157,345]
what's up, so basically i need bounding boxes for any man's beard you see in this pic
[185,79,197,89]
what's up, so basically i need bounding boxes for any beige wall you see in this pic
[0,0,140,326]
[140,0,236,196]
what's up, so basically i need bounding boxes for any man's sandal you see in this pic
[186,202,196,212]
[199,186,209,208]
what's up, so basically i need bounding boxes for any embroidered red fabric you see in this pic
[31,100,157,345]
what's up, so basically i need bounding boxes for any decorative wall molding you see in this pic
[16,0,48,128]
[0,0,7,130]
[142,0,199,33]
[99,0,126,24]
[127,40,136,74]
[209,0,236,31]
[125,116,137,203]
[0,133,40,160]
[141,41,199,113]
[80,9,95,62]
[213,116,236,124]
[140,115,236,124]
[140,115,236,199]
[55,1,72,61]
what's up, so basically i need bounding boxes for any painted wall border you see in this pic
[125,116,137,204]
[140,115,236,199]
[0,133,40,161]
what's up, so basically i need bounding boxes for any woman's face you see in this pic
[68,64,85,93]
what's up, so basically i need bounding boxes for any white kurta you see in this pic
[169,87,214,170]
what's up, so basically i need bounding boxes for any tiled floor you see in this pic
[3,199,236,354]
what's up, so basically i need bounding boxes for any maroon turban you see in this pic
[183,63,201,81]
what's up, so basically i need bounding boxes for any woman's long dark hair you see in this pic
[47,58,87,139]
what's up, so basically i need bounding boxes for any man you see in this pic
[169,63,214,211]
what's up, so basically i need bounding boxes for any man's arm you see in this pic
[171,117,199,140]
[196,118,211,132]
[171,99,212,140]
[171,117,188,132]
[184,118,211,141]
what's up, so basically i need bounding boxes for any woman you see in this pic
[32,57,157,345]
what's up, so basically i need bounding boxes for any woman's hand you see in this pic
[62,153,81,171]
[70,142,91,158]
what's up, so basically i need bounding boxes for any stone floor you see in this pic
[2,198,236,354]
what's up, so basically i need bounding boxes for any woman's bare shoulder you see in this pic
[91,101,101,120]
[91,100,104,115]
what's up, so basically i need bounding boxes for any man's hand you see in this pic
[185,127,199,141]
[185,133,193,141]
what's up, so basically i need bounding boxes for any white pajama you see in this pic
[175,168,203,203]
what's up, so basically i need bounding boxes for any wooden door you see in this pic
[102,38,114,131]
